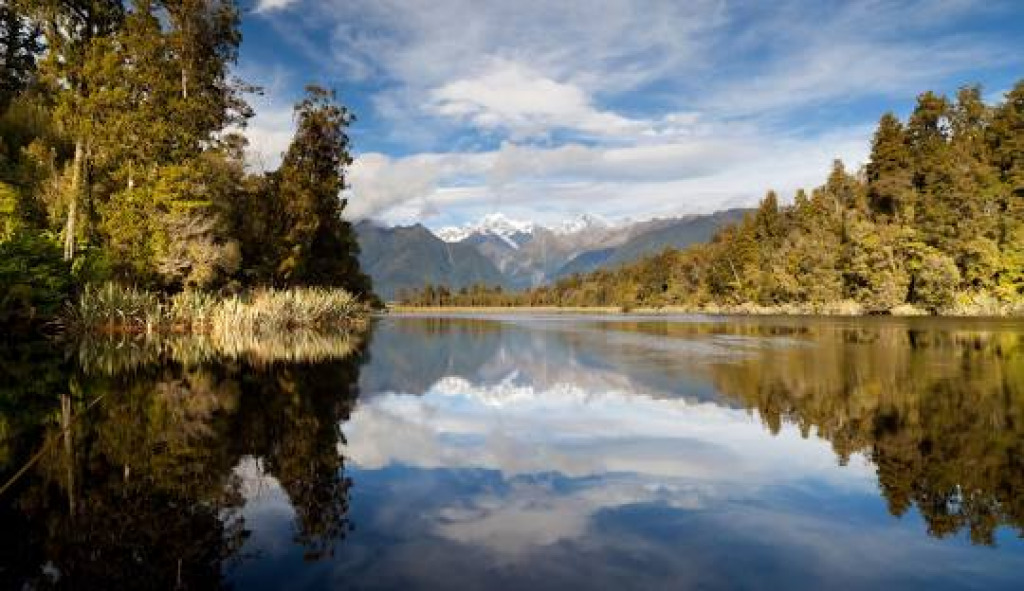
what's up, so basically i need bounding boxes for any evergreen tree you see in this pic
[907,91,959,251]
[0,1,42,112]
[272,86,372,296]
[25,0,125,260]
[866,112,913,219]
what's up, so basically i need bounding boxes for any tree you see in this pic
[989,81,1024,218]
[842,219,909,311]
[160,0,252,143]
[272,85,372,297]
[866,112,913,220]
[26,0,125,260]
[908,246,959,312]
[0,1,43,111]
[906,91,959,251]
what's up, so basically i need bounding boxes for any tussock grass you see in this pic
[67,283,367,335]
[74,329,364,374]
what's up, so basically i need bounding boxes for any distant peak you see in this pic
[436,213,535,244]
[553,213,613,235]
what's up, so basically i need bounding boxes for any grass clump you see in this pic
[66,283,367,335]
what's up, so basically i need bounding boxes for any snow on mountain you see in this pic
[552,213,613,235]
[436,213,536,247]
[436,212,616,244]
[435,226,474,243]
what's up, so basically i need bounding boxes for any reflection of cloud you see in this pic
[344,377,876,483]
[341,390,876,559]
[437,478,708,560]
[341,317,873,561]
[233,456,297,558]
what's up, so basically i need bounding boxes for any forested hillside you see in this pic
[0,0,373,328]
[401,81,1024,314]
[356,221,505,300]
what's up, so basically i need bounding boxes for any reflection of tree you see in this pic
[0,333,368,587]
[701,323,1024,545]
[231,359,364,560]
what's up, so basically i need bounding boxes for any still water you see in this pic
[1,314,1023,589]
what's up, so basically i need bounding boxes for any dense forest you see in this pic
[0,0,373,329]
[402,80,1024,315]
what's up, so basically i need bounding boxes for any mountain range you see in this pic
[356,209,747,300]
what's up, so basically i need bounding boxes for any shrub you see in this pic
[912,251,960,313]
[0,231,72,327]
[66,285,366,335]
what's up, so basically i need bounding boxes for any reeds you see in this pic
[66,283,368,336]
[74,329,364,374]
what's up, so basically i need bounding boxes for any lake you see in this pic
[1,313,1023,589]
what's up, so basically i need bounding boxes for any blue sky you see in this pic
[236,0,1024,229]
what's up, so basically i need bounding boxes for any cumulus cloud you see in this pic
[246,0,1021,225]
[428,59,648,140]
[344,125,870,224]
[254,0,299,13]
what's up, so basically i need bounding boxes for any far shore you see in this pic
[386,301,1024,318]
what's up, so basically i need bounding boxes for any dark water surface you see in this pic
[1,314,1023,589]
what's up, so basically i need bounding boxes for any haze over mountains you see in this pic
[357,210,746,300]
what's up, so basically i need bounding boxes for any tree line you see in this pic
[401,80,1024,314]
[0,0,373,328]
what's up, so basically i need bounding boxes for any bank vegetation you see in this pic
[401,80,1024,316]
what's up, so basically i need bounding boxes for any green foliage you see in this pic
[842,219,909,311]
[910,248,960,312]
[404,78,1024,315]
[0,1,42,111]
[268,86,373,298]
[0,230,70,325]
[0,2,378,330]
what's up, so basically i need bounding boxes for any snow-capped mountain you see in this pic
[437,212,614,244]
[436,213,535,247]
[553,213,613,235]
[357,209,749,298]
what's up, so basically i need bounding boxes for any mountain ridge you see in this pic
[357,209,749,300]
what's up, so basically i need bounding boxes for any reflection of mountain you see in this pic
[0,341,368,587]
[359,316,1024,547]
[4,317,1024,589]
[359,316,730,403]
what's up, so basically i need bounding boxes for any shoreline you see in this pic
[386,301,1024,318]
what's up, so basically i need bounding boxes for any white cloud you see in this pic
[429,59,647,139]
[254,0,299,13]
[345,124,870,224]
[247,0,1020,225]
[337,366,876,556]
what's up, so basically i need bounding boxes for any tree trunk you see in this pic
[61,393,75,517]
[64,139,85,261]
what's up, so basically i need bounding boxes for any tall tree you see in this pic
[866,112,913,220]
[159,0,252,157]
[273,86,372,296]
[26,0,124,260]
[0,1,42,111]
[906,91,957,251]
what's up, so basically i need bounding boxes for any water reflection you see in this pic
[2,315,1024,589]
[336,315,1024,589]
[0,334,366,587]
